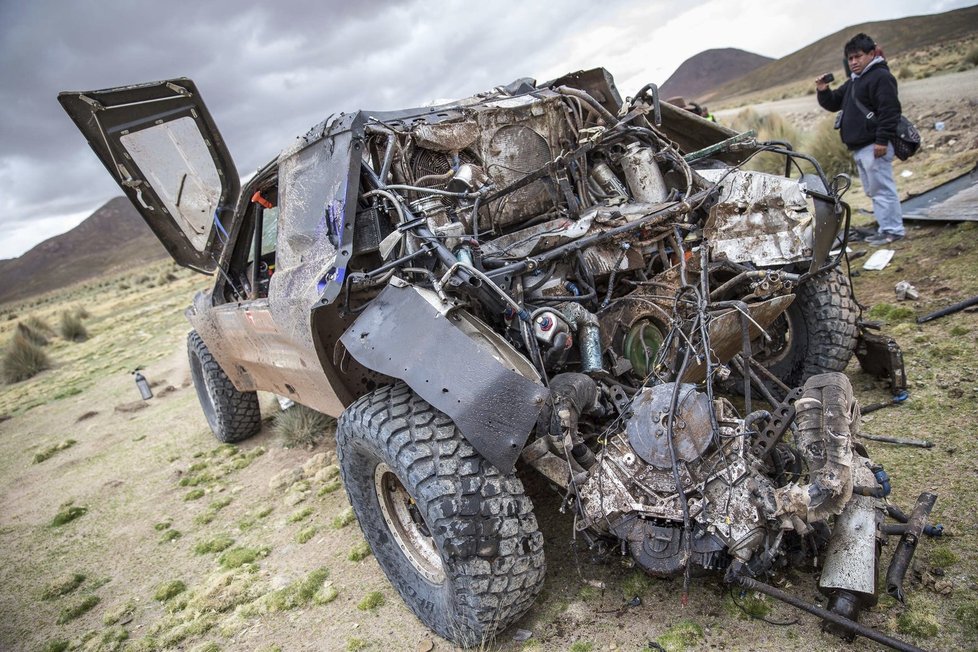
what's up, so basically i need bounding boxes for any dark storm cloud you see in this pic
[2,0,964,258]
[0,0,635,257]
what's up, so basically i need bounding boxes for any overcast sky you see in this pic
[0,0,971,259]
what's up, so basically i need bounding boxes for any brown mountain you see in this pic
[707,4,978,102]
[0,197,168,304]
[660,48,774,102]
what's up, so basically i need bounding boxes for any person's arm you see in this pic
[816,79,847,112]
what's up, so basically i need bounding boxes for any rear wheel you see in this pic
[187,330,260,443]
[336,383,545,647]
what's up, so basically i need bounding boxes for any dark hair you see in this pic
[845,33,876,56]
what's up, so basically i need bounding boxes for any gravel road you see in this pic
[716,67,978,122]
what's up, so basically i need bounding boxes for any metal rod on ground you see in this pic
[916,295,978,323]
[728,574,925,652]
[857,433,934,448]
[887,492,938,603]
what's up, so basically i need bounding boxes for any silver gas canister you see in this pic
[620,142,667,203]
[133,371,153,400]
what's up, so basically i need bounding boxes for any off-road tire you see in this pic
[761,268,858,388]
[187,330,260,443]
[336,383,545,647]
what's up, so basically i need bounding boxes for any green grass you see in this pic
[955,600,978,638]
[263,567,331,612]
[32,439,77,464]
[103,599,136,626]
[194,535,235,555]
[41,573,86,600]
[296,526,317,544]
[51,503,87,526]
[356,591,384,611]
[347,541,371,562]
[287,506,314,524]
[656,620,705,652]
[929,546,959,568]
[184,488,206,501]
[621,570,655,599]
[154,580,187,602]
[160,529,183,543]
[317,479,342,496]
[897,609,940,638]
[56,594,100,623]
[218,546,268,569]
[330,506,355,529]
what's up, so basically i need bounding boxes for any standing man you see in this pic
[816,33,905,246]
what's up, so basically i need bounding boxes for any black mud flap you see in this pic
[855,324,907,394]
[340,283,549,473]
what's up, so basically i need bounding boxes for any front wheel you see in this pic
[755,268,858,388]
[336,383,545,647]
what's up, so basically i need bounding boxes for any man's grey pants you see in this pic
[852,142,904,236]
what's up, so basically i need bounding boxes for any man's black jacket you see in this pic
[817,60,901,151]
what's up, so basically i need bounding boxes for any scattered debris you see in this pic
[857,432,934,448]
[864,249,896,270]
[917,294,978,323]
[894,281,920,301]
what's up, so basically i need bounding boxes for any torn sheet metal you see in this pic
[340,283,548,473]
[700,169,813,265]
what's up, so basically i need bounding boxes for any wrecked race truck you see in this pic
[60,69,934,650]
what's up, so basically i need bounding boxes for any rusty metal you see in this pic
[729,573,926,652]
[887,492,938,603]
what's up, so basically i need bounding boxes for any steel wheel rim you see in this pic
[374,462,445,584]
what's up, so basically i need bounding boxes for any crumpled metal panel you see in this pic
[699,169,813,266]
[340,283,549,473]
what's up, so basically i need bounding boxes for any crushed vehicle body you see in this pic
[60,69,935,650]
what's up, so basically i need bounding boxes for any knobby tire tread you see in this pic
[336,383,545,646]
[187,330,260,443]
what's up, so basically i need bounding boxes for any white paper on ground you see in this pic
[863,249,895,270]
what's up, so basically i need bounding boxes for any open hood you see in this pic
[59,79,239,272]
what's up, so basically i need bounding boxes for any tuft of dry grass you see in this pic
[58,310,88,342]
[804,116,855,179]
[16,322,48,347]
[272,405,335,449]
[728,108,803,175]
[966,46,978,67]
[3,333,51,383]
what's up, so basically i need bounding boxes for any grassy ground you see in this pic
[1,194,977,649]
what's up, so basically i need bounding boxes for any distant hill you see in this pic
[660,48,774,102]
[0,197,168,304]
[707,4,978,102]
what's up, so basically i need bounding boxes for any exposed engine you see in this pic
[333,70,931,646]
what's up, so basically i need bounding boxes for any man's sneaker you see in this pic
[865,232,904,246]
